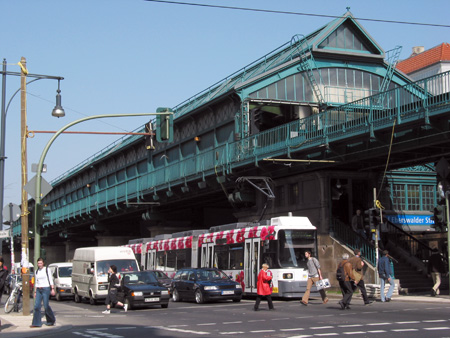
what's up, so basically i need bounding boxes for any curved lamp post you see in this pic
[33,112,159,267]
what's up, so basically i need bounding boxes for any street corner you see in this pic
[0,316,15,332]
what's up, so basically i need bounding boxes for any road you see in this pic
[3,296,450,337]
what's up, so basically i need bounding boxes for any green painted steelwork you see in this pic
[39,71,450,227]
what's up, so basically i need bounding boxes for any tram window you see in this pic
[176,249,191,269]
[278,230,315,268]
[262,240,278,268]
[229,245,244,269]
[156,252,165,269]
[167,251,176,269]
[214,245,229,270]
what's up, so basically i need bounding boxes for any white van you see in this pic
[48,262,73,301]
[72,246,139,305]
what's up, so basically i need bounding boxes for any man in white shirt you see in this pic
[31,258,56,328]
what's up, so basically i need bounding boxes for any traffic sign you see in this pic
[0,229,10,238]
[2,203,21,224]
[23,175,53,199]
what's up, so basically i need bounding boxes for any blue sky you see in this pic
[1,0,449,208]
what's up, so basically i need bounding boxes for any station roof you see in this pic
[397,43,450,74]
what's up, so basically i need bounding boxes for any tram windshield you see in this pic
[278,230,315,268]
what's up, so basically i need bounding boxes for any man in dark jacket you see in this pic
[348,249,372,305]
[428,248,446,296]
[0,257,8,304]
[378,250,395,302]
[338,253,355,310]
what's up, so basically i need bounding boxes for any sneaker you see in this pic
[124,304,128,312]
[102,309,110,314]
[431,289,437,297]
[364,301,373,305]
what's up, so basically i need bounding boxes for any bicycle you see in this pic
[4,274,23,313]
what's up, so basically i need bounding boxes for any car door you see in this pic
[176,270,190,298]
[185,270,197,300]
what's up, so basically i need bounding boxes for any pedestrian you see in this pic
[348,249,372,305]
[428,248,446,296]
[254,263,275,311]
[300,251,329,306]
[102,265,127,314]
[351,209,366,239]
[31,257,56,328]
[0,257,8,304]
[337,253,355,310]
[378,250,395,302]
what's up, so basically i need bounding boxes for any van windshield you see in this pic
[59,267,72,278]
[96,260,138,277]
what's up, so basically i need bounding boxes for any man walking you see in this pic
[378,250,395,302]
[351,209,366,239]
[300,251,328,306]
[428,248,446,296]
[337,253,355,310]
[348,249,372,305]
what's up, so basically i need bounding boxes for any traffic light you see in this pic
[35,203,51,227]
[364,209,372,228]
[371,208,382,227]
[431,202,446,232]
[144,121,155,150]
[156,107,174,142]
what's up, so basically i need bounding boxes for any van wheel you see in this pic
[172,288,181,302]
[55,292,61,301]
[89,294,96,305]
[195,289,204,304]
[74,291,81,303]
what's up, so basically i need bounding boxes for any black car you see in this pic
[171,268,242,304]
[117,271,170,310]
[146,270,172,294]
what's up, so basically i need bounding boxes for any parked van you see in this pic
[72,246,139,305]
[48,262,73,301]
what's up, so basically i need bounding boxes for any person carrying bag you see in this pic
[300,251,329,306]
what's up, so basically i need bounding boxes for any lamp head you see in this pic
[52,90,65,118]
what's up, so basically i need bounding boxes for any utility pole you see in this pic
[20,56,30,315]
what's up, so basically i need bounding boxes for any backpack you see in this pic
[336,261,349,281]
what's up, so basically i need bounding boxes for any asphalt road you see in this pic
[15,295,446,338]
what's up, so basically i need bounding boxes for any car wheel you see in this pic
[172,288,181,302]
[74,291,81,303]
[195,289,204,304]
[55,292,61,301]
[89,293,96,305]
[232,298,241,303]
[125,298,133,310]
[161,303,169,308]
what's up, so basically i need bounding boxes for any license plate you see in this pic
[222,290,234,295]
[145,297,159,302]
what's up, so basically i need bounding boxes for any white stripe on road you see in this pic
[367,330,387,333]
[395,321,420,324]
[280,328,304,331]
[219,332,245,335]
[423,319,447,323]
[271,317,291,321]
[315,333,339,336]
[223,321,243,324]
[250,330,276,333]
[338,324,363,328]
[423,327,450,330]
[248,319,265,322]
[197,323,217,326]
[391,329,418,332]
[310,326,334,330]
[367,322,392,326]
[147,326,210,335]
[342,332,366,335]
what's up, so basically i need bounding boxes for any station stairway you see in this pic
[330,218,446,294]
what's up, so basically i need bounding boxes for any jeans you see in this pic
[380,277,395,302]
[32,287,55,326]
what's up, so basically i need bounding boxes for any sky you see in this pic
[0,0,449,212]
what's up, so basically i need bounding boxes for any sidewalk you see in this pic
[1,294,450,336]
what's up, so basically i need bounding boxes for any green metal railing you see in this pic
[37,70,450,227]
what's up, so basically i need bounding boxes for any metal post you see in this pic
[20,56,30,316]
[9,203,15,274]
[0,59,6,233]
[373,188,379,285]
[446,191,450,293]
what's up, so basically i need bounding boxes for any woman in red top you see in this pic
[254,263,275,311]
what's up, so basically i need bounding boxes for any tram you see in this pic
[125,215,317,298]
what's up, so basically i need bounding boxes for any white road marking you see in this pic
[391,329,418,332]
[248,319,265,322]
[367,330,387,333]
[310,326,334,330]
[280,328,304,331]
[423,327,450,330]
[220,332,245,335]
[423,319,447,323]
[342,332,367,335]
[223,321,242,324]
[295,316,313,318]
[315,333,339,336]
[338,324,363,328]
[395,321,420,324]
[197,323,216,326]
[147,326,210,335]
[271,317,291,321]
[367,322,392,326]
[287,335,313,338]
[250,330,276,333]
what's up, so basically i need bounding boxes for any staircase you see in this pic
[392,260,433,294]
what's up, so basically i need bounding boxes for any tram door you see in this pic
[146,249,156,270]
[201,243,214,268]
[244,238,260,293]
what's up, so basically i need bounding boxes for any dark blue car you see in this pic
[171,268,242,304]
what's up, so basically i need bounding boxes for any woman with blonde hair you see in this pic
[254,263,275,311]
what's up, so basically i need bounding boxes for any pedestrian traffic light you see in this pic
[431,202,446,232]
[156,107,174,142]
[35,203,51,227]
[144,121,155,150]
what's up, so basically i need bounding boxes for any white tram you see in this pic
[126,215,317,298]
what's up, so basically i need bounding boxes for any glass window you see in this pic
[180,270,189,281]
[422,185,435,211]
[167,251,176,269]
[229,245,243,269]
[407,185,420,211]
[278,230,315,268]
[289,183,299,205]
[392,184,406,210]
[214,245,229,270]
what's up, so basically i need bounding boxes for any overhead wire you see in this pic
[144,0,450,29]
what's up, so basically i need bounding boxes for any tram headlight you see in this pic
[283,273,293,279]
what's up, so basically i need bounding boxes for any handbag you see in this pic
[315,278,331,290]
[353,269,362,284]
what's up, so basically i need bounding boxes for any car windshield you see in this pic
[197,269,229,281]
[123,272,159,285]
[58,267,72,278]
[153,271,169,279]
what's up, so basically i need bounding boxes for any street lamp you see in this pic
[0,57,64,316]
